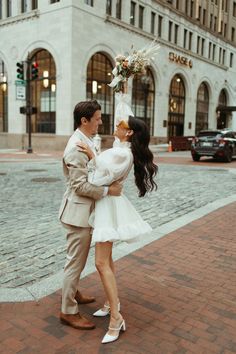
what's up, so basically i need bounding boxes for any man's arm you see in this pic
[65,149,122,200]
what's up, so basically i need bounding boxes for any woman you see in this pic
[78,116,158,344]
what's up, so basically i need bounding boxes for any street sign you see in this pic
[15,80,26,100]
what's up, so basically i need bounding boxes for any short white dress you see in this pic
[88,139,152,243]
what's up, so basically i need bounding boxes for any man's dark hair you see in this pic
[74,100,101,127]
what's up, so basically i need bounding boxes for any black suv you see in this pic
[191,129,236,162]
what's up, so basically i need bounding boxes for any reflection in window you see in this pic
[30,49,56,133]
[132,68,155,135]
[130,1,136,25]
[86,53,113,134]
[195,82,209,135]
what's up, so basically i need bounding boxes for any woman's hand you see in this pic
[76,141,95,160]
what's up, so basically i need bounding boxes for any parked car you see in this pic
[191,129,236,162]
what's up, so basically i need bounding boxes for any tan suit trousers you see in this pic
[61,223,92,314]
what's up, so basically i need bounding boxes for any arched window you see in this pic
[168,75,185,137]
[132,68,155,135]
[0,60,8,132]
[30,49,56,133]
[195,82,209,135]
[217,89,228,129]
[87,52,114,134]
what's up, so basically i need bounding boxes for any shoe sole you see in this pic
[60,318,96,330]
[76,299,96,305]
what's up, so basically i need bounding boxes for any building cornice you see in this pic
[0,11,39,28]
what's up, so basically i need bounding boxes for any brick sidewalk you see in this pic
[1,203,236,354]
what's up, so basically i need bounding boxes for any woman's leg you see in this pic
[95,242,123,334]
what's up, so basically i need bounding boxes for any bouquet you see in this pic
[108,41,160,92]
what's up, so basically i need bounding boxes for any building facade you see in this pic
[0,0,236,150]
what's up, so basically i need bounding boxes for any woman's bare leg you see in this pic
[95,242,123,335]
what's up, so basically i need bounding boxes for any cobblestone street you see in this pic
[1,152,236,290]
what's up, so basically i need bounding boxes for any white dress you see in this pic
[88,139,152,243]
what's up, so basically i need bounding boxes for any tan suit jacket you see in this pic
[59,130,104,228]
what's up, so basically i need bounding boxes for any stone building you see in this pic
[0,0,236,150]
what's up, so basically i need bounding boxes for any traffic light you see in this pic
[16,62,24,80]
[31,62,38,80]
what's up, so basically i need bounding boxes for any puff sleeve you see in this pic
[87,147,133,186]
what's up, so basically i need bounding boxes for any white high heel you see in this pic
[93,302,120,317]
[102,319,126,344]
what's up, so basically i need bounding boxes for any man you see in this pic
[59,100,122,330]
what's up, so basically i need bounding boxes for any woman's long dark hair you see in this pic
[128,117,158,197]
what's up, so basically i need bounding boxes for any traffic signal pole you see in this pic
[26,55,33,153]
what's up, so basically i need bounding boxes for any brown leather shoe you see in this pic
[60,312,95,330]
[75,291,95,304]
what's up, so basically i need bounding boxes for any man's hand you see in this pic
[108,181,122,196]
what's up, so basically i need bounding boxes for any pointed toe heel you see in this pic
[101,319,126,344]
[93,302,120,317]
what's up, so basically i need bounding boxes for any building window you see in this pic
[214,16,217,31]
[151,11,155,34]
[208,42,212,59]
[234,2,236,17]
[190,1,194,17]
[189,31,192,50]
[198,6,201,21]
[197,36,200,54]
[21,0,27,13]
[116,0,122,19]
[84,0,93,5]
[230,53,234,67]
[51,0,60,3]
[0,61,8,132]
[31,0,38,10]
[183,29,187,48]
[174,24,179,44]
[224,23,227,37]
[158,15,163,37]
[195,82,209,135]
[130,1,136,25]
[106,0,112,15]
[222,49,226,65]
[0,0,2,19]
[30,49,56,134]
[231,27,235,42]
[185,0,189,15]
[176,0,180,10]
[168,75,185,138]
[203,9,206,25]
[210,14,213,29]
[212,44,216,60]
[168,21,173,42]
[138,5,144,29]
[87,53,113,135]
[201,38,205,56]
[132,69,155,135]
[6,0,12,17]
